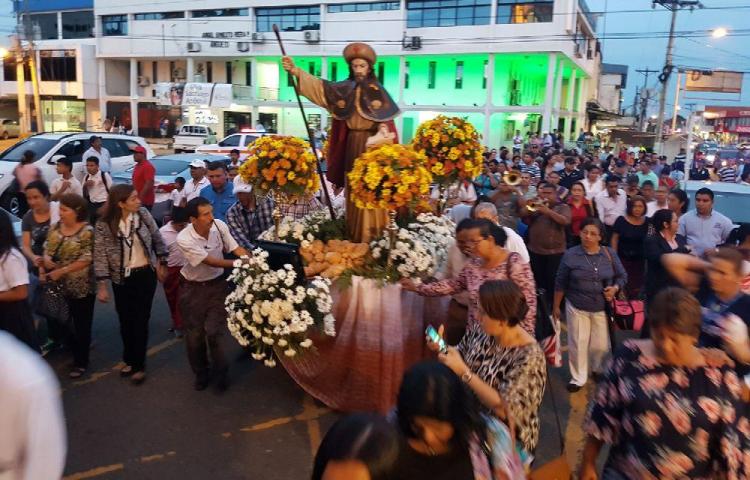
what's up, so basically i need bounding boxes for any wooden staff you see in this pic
[272,24,336,220]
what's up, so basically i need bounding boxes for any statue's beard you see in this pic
[354,73,367,83]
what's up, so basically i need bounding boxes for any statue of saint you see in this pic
[282,43,400,242]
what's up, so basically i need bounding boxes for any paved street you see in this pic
[50,285,598,480]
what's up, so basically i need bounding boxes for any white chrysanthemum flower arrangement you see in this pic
[406,213,455,274]
[225,249,336,367]
[369,227,434,281]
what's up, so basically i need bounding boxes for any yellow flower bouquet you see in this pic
[348,143,432,211]
[239,135,320,199]
[411,115,484,185]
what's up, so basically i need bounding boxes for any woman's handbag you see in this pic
[601,247,645,331]
[34,281,70,325]
[535,289,563,367]
[529,367,572,480]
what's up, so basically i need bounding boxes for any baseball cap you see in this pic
[189,159,206,169]
[132,146,147,154]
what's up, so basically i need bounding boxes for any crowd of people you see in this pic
[3,134,750,479]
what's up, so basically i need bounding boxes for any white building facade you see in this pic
[10,0,601,147]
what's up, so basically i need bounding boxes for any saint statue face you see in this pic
[350,58,370,82]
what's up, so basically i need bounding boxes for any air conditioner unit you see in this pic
[137,75,151,87]
[237,42,250,52]
[187,42,201,53]
[251,32,265,44]
[304,31,320,43]
[402,35,422,50]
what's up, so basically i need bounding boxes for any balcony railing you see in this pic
[578,0,597,30]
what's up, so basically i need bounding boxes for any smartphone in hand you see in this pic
[425,325,448,353]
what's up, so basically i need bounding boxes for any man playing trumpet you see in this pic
[523,182,572,308]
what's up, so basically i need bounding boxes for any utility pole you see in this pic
[671,69,683,133]
[13,4,27,136]
[652,0,703,154]
[635,68,658,132]
[22,0,42,133]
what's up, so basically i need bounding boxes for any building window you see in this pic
[256,6,320,32]
[404,61,409,89]
[152,61,158,83]
[428,61,436,89]
[134,11,185,20]
[331,62,338,81]
[40,51,77,82]
[191,8,248,18]
[377,62,384,84]
[328,2,400,13]
[497,1,554,24]
[482,60,488,89]
[455,61,464,89]
[3,57,31,82]
[406,0,491,28]
[27,13,58,40]
[225,61,232,84]
[206,62,213,83]
[245,62,252,86]
[137,61,142,76]
[61,11,94,39]
[102,15,128,36]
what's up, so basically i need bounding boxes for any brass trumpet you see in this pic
[502,170,522,186]
[526,197,548,212]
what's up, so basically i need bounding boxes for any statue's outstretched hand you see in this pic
[282,56,296,74]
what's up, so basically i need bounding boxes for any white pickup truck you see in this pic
[173,125,216,153]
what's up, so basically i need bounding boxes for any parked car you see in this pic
[684,180,750,226]
[1,206,22,243]
[195,130,267,160]
[111,153,229,224]
[173,125,216,153]
[0,118,20,139]
[0,132,154,216]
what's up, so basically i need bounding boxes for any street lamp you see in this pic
[712,27,728,38]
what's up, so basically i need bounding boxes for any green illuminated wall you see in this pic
[401,54,488,107]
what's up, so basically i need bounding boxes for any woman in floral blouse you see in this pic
[402,218,537,335]
[580,287,743,479]
[43,193,96,378]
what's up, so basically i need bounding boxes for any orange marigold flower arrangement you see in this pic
[348,143,432,211]
[411,115,483,185]
[239,135,320,198]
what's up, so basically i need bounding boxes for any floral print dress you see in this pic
[44,224,95,299]
[415,253,537,335]
[584,340,744,479]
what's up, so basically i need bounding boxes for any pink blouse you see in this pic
[416,253,537,335]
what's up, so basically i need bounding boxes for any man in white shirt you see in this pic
[180,159,210,206]
[177,197,249,392]
[512,130,524,153]
[50,157,83,201]
[0,331,66,480]
[647,184,669,217]
[82,156,112,223]
[594,175,627,242]
[82,135,112,173]
[582,164,604,200]
[472,202,530,263]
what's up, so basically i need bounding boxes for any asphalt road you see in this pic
[46,283,604,480]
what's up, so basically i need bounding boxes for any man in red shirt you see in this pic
[131,146,155,210]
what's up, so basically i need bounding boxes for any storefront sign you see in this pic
[194,109,219,124]
[211,84,233,108]
[202,31,251,48]
[686,71,743,94]
[182,83,214,106]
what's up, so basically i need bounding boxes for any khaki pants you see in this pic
[179,276,228,379]
[566,300,609,387]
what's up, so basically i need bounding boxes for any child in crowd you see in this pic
[158,206,189,338]
[83,156,112,224]
[50,157,83,201]
[169,176,186,209]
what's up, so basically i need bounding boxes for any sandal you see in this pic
[69,367,86,379]
[120,365,134,377]
[131,371,146,385]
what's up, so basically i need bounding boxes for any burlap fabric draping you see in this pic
[279,276,450,413]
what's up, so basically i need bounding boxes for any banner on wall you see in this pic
[155,83,184,106]
[182,83,215,106]
[685,70,743,94]
[211,83,233,108]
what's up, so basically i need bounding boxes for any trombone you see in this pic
[502,170,522,186]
